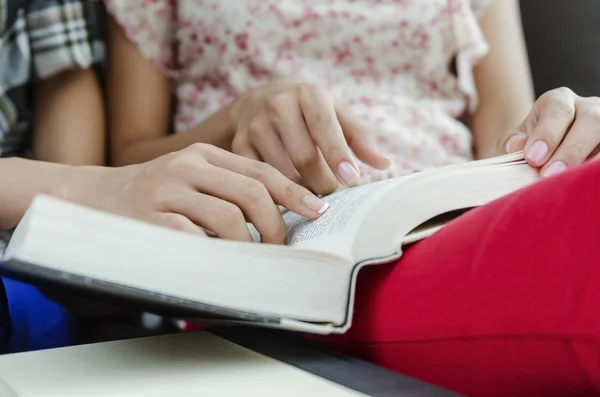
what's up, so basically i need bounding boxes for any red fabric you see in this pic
[182,323,207,332]
[320,159,600,397]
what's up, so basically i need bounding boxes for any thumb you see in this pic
[336,107,391,170]
[503,132,528,154]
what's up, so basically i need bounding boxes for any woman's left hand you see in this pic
[504,87,600,177]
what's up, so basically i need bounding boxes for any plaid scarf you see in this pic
[0,0,105,157]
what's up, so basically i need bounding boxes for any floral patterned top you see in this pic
[105,0,496,183]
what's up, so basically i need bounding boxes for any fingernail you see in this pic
[303,195,329,214]
[504,135,520,154]
[541,161,566,178]
[526,140,549,164]
[338,161,360,186]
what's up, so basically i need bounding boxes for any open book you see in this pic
[0,152,539,334]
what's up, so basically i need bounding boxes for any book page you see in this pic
[282,152,529,252]
[246,179,398,249]
[281,178,400,254]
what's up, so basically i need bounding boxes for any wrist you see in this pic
[0,158,105,229]
[50,164,113,206]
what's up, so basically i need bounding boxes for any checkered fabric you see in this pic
[0,0,105,156]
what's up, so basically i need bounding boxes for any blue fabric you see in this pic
[0,278,10,354]
[2,277,77,353]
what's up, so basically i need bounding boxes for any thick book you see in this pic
[0,152,539,334]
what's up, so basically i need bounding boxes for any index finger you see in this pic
[199,145,330,219]
[297,84,361,187]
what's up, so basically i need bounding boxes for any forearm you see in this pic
[0,158,73,229]
[470,0,535,159]
[33,69,106,166]
[113,102,236,166]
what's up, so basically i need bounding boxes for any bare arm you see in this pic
[106,15,235,166]
[33,69,106,165]
[470,0,535,159]
[0,158,81,229]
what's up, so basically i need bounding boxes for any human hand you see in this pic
[229,80,391,195]
[64,144,328,244]
[504,87,600,177]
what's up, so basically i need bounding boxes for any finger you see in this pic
[247,112,304,185]
[297,84,361,187]
[189,165,291,244]
[503,132,528,154]
[336,106,391,170]
[541,98,600,178]
[198,146,329,220]
[264,95,338,194]
[151,212,208,236]
[231,134,261,161]
[255,137,306,186]
[524,88,577,166]
[166,188,253,242]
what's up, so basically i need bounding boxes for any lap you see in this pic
[325,159,600,396]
